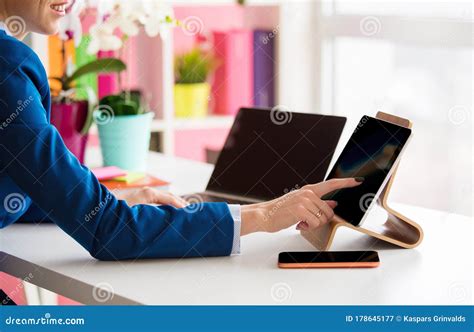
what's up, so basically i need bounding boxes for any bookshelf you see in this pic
[29,3,281,160]
[151,115,235,131]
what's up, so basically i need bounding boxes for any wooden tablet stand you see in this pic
[301,111,424,250]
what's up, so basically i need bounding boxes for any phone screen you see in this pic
[278,251,379,264]
[323,116,412,225]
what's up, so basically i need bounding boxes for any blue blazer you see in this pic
[0,30,234,260]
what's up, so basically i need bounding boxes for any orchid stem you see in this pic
[61,40,68,102]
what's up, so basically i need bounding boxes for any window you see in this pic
[319,1,472,215]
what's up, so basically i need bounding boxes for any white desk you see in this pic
[1,152,472,305]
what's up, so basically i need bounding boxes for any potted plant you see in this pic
[174,48,217,118]
[87,0,174,171]
[49,0,126,163]
[93,91,154,171]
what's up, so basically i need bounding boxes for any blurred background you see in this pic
[25,0,472,216]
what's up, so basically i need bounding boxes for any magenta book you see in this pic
[97,51,118,100]
[212,30,253,116]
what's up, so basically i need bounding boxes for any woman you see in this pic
[0,0,361,260]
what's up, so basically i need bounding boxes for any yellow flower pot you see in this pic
[174,83,210,118]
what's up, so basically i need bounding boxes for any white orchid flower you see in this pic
[97,0,116,19]
[143,2,174,37]
[87,21,123,54]
[113,15,140,37]
[87,0,175,54]
[58,0,85,47]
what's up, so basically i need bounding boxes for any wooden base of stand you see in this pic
[301,111,423,250]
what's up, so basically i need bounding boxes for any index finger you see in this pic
[308,178,363,197]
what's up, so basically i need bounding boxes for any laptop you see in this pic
[183,107,347,204]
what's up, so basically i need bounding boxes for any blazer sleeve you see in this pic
[0,58,234,260]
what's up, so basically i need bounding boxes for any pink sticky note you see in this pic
[92,166,127,181]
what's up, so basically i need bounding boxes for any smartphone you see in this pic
[323,115,412,226]
[278,251,380,268]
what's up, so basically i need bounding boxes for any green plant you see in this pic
[49,57,126,134]
[98,90,146,117]
[50,58,127,101]
[175,49,218,84]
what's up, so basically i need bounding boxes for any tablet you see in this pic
[323,115,412,226]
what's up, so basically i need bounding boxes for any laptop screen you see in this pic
[207,108,347,200]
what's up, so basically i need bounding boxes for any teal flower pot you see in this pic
[94,111,154,172]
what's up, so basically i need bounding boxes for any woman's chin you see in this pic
[36,23,60,36]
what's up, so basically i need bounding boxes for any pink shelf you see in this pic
[174,127,231,162]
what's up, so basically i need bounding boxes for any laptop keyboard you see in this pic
[182,193,253,205]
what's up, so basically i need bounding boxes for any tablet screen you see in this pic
[323,116,412,226]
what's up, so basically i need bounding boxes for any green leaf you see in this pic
[98,91,145,116]
[65,58,126,87]
[80,105,94,135]
[175,48,218,84]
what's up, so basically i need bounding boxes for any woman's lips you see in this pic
[50,2,68,16]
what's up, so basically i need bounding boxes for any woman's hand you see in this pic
[115,187,188,208]
[240,178,363,235]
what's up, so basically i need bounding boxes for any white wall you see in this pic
[278,1,322,113]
